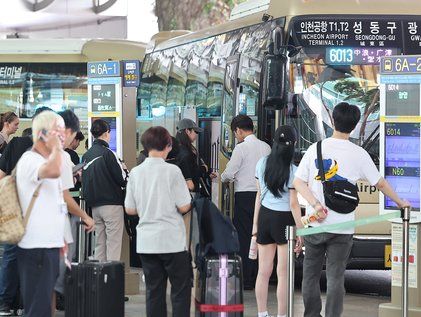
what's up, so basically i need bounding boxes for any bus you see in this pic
[139,0,421,269]
[0,39,146,154]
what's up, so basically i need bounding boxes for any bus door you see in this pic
[219,54,241,217]
[219,54,263,218]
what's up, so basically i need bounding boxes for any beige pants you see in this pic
[92,205,124,261]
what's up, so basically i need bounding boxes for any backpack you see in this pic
[193,197,240,269]
[0,170,40,244]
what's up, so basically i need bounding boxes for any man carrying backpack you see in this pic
[293,102,410,317]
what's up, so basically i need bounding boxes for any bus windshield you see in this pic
[289,54,381,164]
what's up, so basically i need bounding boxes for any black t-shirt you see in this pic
[0,136,33,175]
[65,148,81,191]
[177,145,207,193]
[65,148,80,166]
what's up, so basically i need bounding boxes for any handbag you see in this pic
[0,169,41,244]
[317,141,359,214]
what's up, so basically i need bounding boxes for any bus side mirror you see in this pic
[261,54,288,110]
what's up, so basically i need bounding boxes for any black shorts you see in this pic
[256,205,295,245]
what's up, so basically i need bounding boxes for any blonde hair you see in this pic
[32,111,64,143]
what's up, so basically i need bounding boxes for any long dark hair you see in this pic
[176,129,196,154]
[264,125,297,197]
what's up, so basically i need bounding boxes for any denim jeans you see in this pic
[302,233,353,317]
[0,244,18,305]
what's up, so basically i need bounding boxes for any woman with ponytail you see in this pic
[252,125,303,317]
[0,112,19,154]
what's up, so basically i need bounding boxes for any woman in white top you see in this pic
[252,125,304,317]
[125,126,192,317]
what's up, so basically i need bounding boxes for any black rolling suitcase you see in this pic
[65,261,125,317]
[195,254,244,317]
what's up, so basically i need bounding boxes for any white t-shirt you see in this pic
[294,138,381,234]
[61,151,74,191]
[61,151,75,244]
[125,157,192,254]
[17,151,66,249]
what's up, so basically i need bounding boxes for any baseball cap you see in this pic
[177,118,203,133]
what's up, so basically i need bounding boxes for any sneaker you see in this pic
[0,302,12,316]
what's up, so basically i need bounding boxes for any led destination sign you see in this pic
[293,17,402,48]
[292,16,421,54]
[384,123,420,210]
[326,47,396,65]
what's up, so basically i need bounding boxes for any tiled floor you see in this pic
[56,270,390,317]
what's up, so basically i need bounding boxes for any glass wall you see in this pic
[138,18,285,125]
[0,63,87,120]
[289,56,382,162]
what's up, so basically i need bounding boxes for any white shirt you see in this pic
[17,151,65,249]
[221,134,271,192]
[125,157,192,254]
[294,138,381,234]
[61,151,75,244]
[61,151,74,191]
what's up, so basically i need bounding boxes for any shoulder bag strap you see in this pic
[316,141,325,183]
[22,184,42,228]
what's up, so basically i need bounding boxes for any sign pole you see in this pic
[286,226,296,317]
[401,207,411,317]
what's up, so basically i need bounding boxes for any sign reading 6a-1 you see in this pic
[87,61,120,77]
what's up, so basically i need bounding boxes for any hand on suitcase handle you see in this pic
[77,218,95,233]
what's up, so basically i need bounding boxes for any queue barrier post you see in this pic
[286,225,296,317]
[401,207,411,317]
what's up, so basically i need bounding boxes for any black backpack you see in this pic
[193,197,240,269]
[317,141,359,214]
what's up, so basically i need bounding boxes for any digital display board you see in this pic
[292,17,402,48]
[92,117,117,153]
[326,47,397,65]
[384,123,420,210]
[385,84,420,116]
[291,16,421,54]
[122,60,140,87]
[91,84,116,112]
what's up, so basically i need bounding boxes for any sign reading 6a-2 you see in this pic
[381,55,421,74]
